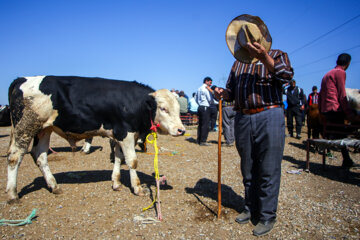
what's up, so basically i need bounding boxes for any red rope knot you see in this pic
[150,120,160,132]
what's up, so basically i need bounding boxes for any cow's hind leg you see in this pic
[7,129,34,203]
[112,142,124,191]
[30,129,62,194]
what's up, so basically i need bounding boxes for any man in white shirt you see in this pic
[196,77,213,146]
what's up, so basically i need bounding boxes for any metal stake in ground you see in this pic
[217,99,223,218]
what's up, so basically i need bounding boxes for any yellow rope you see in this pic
[142,132,160,212]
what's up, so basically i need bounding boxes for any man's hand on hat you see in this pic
[246,42,275,72]
[245,42,266,60]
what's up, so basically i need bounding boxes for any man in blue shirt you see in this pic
[195,77,213,146]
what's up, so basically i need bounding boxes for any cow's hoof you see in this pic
[112,185,121,191]
[80,150,90,155]
[7,198,20,204]
[134,185,150,196]
[52,187,63,194]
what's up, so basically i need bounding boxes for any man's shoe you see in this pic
[296,134,301,139]
[222,142,234,147]
[235,210,250,224]
[253,219,276,236]
[199,142,211,146]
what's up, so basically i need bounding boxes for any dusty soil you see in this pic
[0,125,359,239]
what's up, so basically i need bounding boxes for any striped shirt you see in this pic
[226,49,294,110]
[308,93,319,106]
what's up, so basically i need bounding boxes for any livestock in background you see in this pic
[307,88,359,139]
[6,76,185,203]
[0,105,11,126]
[346,88,360,116]
[307,103,322,139]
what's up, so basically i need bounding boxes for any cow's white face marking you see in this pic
[151,89,185,136]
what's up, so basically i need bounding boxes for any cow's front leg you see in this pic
[111,142,124,191]
[118,132,145,195]
[31,129,62,194]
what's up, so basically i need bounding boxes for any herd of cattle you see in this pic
[2,75,359,204]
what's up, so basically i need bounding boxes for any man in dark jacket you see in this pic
[286,80,305,139]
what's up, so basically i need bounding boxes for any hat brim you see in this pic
[226,15,272,64]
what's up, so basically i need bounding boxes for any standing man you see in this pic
[215,14,293,236]
[286,80,305,139]
[308,86,319,106]
[177,90,189,124]
[178,91,188,115]
[319,53,359,169]
[209,93,219,132]
[188,92,199,124]
[196,77,213,146]
[307,86,320,139]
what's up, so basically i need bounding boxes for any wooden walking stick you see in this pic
[217,98,223,218]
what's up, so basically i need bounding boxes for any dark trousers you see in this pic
[323,111,353,167]
[235,107,285,221]
[222,106,236,144]
[197,106,211,144]
[287,106,302,135]
[209,105,218,130]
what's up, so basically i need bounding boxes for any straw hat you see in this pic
[225,14,272,64]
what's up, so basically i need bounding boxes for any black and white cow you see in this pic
[7,75,185,203]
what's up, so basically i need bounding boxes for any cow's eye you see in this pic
[160,107,168,113]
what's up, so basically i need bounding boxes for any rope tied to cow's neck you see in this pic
[150,119,160,132]
[0,209,37,226]
[142,117,164,221]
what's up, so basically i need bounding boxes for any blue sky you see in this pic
[1,0,360,105]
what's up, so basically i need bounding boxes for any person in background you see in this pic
[188,92,199,124]
[209,86,219,131]
[177,90,188,124]
[319,53,359,169]
[195,77,213,146]
[171,88,179,98]
[283,99,288,116]
[215,14,293,236]
[285,80,305,139]
[306,85,320,139]
[308,86,319,106]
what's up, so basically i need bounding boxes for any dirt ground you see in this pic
[0,125,359,239]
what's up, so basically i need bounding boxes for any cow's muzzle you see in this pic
[177,128,186,136]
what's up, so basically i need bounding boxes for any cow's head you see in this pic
[150,89,185,136]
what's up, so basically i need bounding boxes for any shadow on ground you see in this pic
[48,146,103,154]
[283,154,360,187]
[185,178,244,216]
[18,169,173,199]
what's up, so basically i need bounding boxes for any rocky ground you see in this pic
[0,125,359,239]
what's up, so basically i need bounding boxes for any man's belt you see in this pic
[241,105,281,115]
